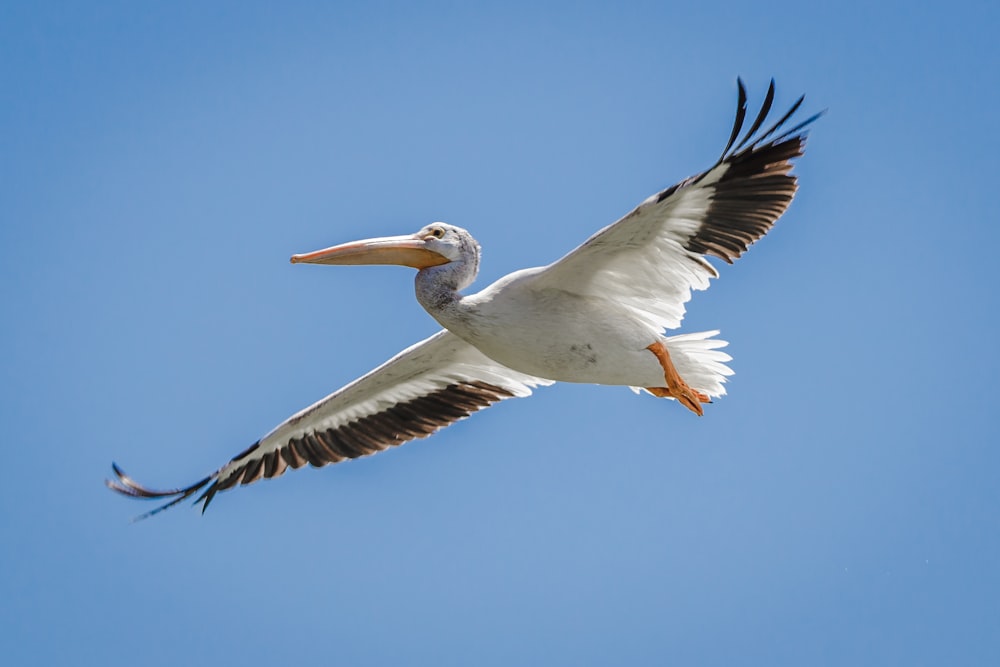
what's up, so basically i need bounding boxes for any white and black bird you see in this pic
[108,79,820,517]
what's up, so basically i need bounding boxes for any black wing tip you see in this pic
[734,78,776,152]
[195,482,221,514]
[720,78,749,160]
[678,79,821,265]
[107,462,216,520]
[719,78,822,162]
[771,108,827,145]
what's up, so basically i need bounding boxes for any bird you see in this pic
[107,79,820,518]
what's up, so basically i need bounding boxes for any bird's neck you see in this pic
[414,264,476,334]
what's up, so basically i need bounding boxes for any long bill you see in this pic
[290,234,450,269]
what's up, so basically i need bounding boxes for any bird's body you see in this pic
[424,268,663,386]
[108,79,820,517]
[423,265,710,388]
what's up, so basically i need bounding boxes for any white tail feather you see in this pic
[631,330,733,398]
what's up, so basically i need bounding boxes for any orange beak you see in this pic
[290,234,450,269]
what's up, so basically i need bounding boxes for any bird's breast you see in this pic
[447,285,664,386]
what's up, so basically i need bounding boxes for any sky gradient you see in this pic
[2,1,999,665]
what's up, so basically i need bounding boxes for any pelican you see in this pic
[108,79,819,517]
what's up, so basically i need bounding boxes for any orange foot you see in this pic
[645,341,711,417]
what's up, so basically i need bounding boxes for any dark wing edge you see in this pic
[662,77,824,264]
[106,379,517,521]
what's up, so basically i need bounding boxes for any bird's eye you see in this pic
[428,227,445,239]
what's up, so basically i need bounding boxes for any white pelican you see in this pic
[108,79,819,517]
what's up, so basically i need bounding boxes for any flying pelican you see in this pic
[108,79,819,517]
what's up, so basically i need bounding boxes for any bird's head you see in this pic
[290,222,481,289]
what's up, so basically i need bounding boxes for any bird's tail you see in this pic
[661,330,733,398]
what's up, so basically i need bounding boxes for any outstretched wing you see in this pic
[107,330,553,518]
[531,78,821,332]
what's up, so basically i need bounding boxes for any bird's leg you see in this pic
[645,341,711,416]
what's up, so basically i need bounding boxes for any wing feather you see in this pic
[107,330,552,518]
[530,80,819,333]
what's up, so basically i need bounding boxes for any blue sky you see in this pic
[2,1,998,664]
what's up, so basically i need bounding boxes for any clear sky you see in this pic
[2,1,998,665]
